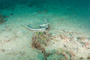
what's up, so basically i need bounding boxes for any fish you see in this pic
[26,23,49,31]
[27,25,46,32]
[39,23,49,27]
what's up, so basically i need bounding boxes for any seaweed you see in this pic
[32,31,51,48]
[33,31,51,46]
[59,48,66,53]
[47,52,68,60]
[31,31,76,60]
[32,33,45,53]
[31,31,52,60]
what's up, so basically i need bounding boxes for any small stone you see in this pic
[77,37,86,40]
[53,42,55,44]
[64,45,66,47]
[87,56,90,59]
[1,49,5,52]
[80,57,83,59]
[5,40,10,42]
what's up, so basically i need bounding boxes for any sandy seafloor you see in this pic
[0,0,90,60]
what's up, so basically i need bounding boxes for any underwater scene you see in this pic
[0,0,90,60]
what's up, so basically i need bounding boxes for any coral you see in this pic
[32,34,45,53]
[32,38,45,54]
[33,31,51,46]
[31,31,52,60]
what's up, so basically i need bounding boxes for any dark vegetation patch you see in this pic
[27,0,46,8]
[31,31,52,60]
[0,14,6,24]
